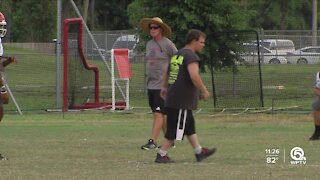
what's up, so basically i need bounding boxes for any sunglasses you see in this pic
[149,26,160,30]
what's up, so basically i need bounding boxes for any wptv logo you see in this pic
[290,147,307,165]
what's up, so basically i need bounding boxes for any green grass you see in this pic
[0,112,319,179]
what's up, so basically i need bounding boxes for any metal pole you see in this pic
[111,49,115,110]
[56,0,62,108]
[312,0,317,46]
[69,0,126,99]
[1,73,22,115]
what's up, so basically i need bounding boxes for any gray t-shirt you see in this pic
[165,48,200,110]
[146,37,177,89]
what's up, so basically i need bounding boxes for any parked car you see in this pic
[92,34,139,61]
[238,43,287,64]
[112,34,139,50]
[256,39,295,55]
[286,46,320,64]
[112,34,139,60]
[85,34,139,61]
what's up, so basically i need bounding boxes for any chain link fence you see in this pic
[3,30,320,113]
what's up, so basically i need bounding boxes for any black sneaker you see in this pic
[141,139,158,150]
[155,153,174,163]
[195,147,216,162]
[0,154,8,161]
[309,132,320,140]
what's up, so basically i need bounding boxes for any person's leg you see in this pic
[149,89,167,143]
[159,108,177,151]
[150,112,165,142]
[162,115,167,134]
[185,111,201,150]
[185,111,216,162]
[310,109,320,140]
[186,133,216,162]
[155,108,176,163]
[141,113,164,150]
[141,90,165,150]
[155,137,174,163]
[310,99,320,140]
[187,134,200,148]
[161,114,175,148]
[314,110,320,125]
[159,138,173,152]
[0,105,3,122]
[142,113,170,150]
[0,105,8,160]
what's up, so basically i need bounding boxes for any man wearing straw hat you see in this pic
[155,29,216,163]
[139,17,178,150]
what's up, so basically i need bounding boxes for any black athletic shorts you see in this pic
[165,108,196,140]
[313,98,320,110]
[148,89,166,114]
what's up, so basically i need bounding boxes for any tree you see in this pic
[10,0,56,42]
[94,0,132,30]
[83,0,90,23]
[1,0,15,41]
[246,0,312,30]
[128,0,255,69]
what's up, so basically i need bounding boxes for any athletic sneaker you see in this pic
[155,153,174,163]
[309,132,320,140]
[0,154,8,161]
[195,147,216,162]
[141,139,158,150]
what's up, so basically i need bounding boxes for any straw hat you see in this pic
[139,17,172,37]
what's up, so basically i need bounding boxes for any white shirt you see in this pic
[0,38,3,56]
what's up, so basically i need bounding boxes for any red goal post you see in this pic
[62,18,126,111]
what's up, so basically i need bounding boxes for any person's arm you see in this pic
[160,65,169,100]
[0,56,16,67]
[187,62,209,100]
[314,88,320,96]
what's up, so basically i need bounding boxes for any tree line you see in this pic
[0,0,316,42]
[0,0,317,67]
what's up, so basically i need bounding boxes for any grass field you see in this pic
[0,111,319,179]
[2,44,320,179]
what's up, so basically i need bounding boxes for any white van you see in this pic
[258,39,295,55]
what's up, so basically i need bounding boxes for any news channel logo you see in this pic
[290,147,307,165]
